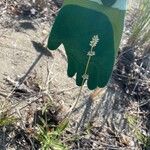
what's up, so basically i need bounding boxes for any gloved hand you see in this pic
[47,0,126,90]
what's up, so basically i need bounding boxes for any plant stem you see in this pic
[62,35,100,132]
[65,46,94,119]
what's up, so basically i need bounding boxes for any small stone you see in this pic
[30,8,36,15]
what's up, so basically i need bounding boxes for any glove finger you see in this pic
[98,62,114,88]
[76,65,85,86]
[47,30,61,50]
[47,9,64,50]
[67,55,76,77]
[87,65,98,90]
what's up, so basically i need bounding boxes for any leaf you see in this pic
[56,118,69,134]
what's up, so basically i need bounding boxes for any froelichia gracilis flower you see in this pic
[89,35,100,48]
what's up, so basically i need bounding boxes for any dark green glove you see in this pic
[47,0,126,90]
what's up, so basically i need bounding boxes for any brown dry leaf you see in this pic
[119,134,134,147]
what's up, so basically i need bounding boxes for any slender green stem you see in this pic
[64,35,99,129]
[65,46,94,118]
[84,46,93,75]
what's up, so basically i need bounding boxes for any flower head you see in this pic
[89,35,100,48]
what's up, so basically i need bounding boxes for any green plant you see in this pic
[66,35,100,118]
[35,35,100,149]
[35,120,68,150]
[0,115,17,127]
[128,0,150,47]
[0,100,17,126]
[126,113,150,148]
[135,130,150,147]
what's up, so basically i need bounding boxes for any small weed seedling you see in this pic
[35,119,68,150]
